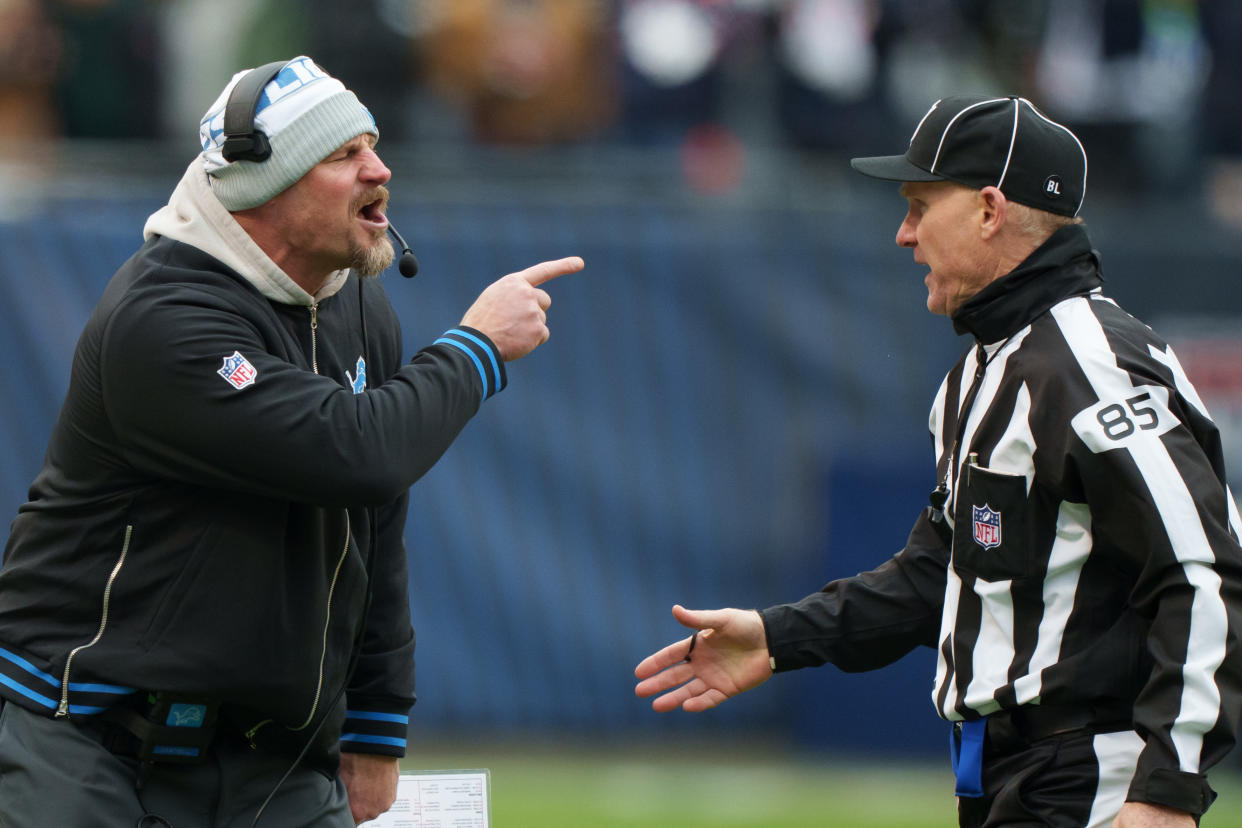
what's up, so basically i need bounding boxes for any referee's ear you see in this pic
[978,185,1009,241]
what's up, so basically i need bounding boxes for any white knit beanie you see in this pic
[198,56,379,211]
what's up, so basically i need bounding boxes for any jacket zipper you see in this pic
[291,511,351,732]
[244,303,343,746]
[309,302,319,374]
[57,524,133,718]
[242,513,352,746]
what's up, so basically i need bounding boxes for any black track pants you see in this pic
[0,699,354,828]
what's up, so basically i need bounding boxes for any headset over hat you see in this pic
[198,56,378,211]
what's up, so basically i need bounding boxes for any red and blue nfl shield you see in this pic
[217,350,257,390]
[972,504,1002,549]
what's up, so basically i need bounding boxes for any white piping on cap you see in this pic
[1019,96,1089,216]
[995,98,1020,190]
[909,99,942,146]
[929,97,1009,175]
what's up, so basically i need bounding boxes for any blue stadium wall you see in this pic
[2,151,1239,760]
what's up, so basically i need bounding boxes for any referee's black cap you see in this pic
[850,95,1087,217]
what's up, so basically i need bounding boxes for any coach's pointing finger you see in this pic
[460,256,584,362]
[519,256,584,287]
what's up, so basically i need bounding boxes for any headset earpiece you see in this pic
[221,60,290,164]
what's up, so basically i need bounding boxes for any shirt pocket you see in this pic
[952,461,1031,582]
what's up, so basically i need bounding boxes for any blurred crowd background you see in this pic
[4,0,1242,765]
[4,0,1242,209]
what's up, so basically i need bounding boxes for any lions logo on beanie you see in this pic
[198,56,378,211]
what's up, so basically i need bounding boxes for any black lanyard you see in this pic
[929,340,1006,524]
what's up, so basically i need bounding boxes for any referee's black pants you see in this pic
[957,709,1144,828]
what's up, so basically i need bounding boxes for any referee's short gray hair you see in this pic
[1007,199,1084,242]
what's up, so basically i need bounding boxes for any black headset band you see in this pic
[221,60,290,163]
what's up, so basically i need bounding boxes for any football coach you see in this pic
[0,56,581,827]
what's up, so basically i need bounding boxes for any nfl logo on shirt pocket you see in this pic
[972,504,1002,549]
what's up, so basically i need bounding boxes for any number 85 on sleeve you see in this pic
[1071,386,1178,454]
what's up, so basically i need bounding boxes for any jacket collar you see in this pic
[951,223,1102,344]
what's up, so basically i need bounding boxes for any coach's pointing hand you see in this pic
[634,604,773,713]
[461,256,584,361]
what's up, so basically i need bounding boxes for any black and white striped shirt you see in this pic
[762,224,1242,809]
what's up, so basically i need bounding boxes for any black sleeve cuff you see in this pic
[1129,768,1217,817]
[759,604,822,673]
[339,707,410,758]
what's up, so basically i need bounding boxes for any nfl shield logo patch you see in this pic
[217,351,257,390]
[972,504,1002,549]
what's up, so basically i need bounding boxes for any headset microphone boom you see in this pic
[386,223,420,278]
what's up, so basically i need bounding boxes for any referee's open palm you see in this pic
[634,605,773,713]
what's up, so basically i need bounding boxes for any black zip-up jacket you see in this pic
[0,235,505,770]
[761,225,1242,815]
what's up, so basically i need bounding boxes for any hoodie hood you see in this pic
[143,157,349,306]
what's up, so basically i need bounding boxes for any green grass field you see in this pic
[405,739,1242,827]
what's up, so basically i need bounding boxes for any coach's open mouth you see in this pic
[357,199,389,230]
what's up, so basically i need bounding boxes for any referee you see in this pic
[635,96,1242,828]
